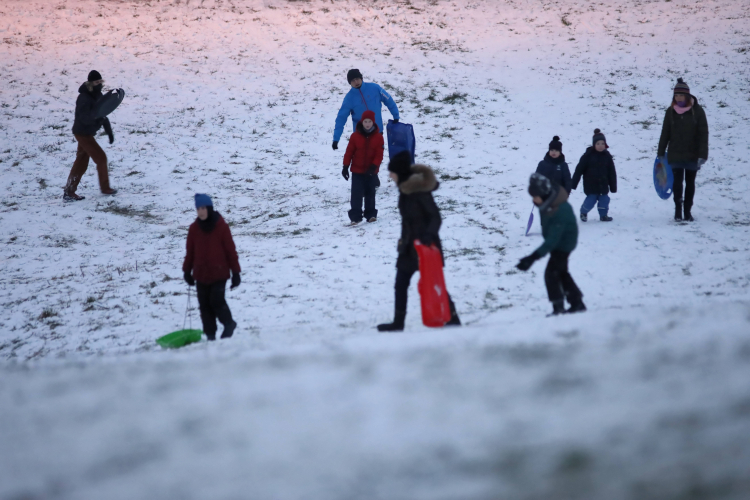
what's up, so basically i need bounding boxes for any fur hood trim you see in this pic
[398,164,438,195]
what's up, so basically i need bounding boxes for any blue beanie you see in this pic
[194,193,213,208]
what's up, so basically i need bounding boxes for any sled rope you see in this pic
[183,286,194,330]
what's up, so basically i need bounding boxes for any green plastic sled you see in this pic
[156,329,203,348]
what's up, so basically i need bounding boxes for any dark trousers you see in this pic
[544,251,582,304]
[394,267,456,315]
[349,173,378,222]
[65,135,111,194]
[196,280,234,336]
[673,168,697,209]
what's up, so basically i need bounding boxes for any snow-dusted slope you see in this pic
[1,0,750,498]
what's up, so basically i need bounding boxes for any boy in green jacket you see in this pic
[516,173,586,315]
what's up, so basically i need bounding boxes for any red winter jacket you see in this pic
[183,214,241,284]
[343,114,384,174]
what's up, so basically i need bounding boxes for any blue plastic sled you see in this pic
[653,156,674,200]
[94,88,125,119]
[386,119,416,163]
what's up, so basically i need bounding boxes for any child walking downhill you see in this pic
[571,129,617,222]
[535,135,572,193]
[183,194,241,341]
[516,174,586,316]
[342,110,384,225]
[377,151,461,331]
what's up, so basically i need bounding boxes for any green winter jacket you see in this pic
[657,97,709,164]
[535,188,578,257]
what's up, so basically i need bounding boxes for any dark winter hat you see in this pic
[528,173,553,199]
[347,69,363,84]
[592,128,607,147]
[360,110,376,123]
[388,150,413,183]
[548,135,563,152]
[673,78,690,95]
[88,70,103,82]
[194,193,213,209]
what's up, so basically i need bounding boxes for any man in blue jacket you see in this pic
[332,69,400,151]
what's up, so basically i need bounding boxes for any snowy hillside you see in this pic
[1,0,750,498]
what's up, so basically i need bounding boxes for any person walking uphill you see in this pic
[535,136,572,193]
[516,174,586,316]
[63,70,117,201]
[342,110,384,224]
[183,194,240,341]
[377,151,461,332]
[657,78,709,221]
[332,69,399,151]
[571,129,617,222]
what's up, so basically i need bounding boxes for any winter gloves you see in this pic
[231,272,241,290]
[103,117,114,144]
[366,164,378,176]
[393,119,399,123]
[332,141,339,151]
[419,233,437,247]
[342,166,350,181]
[516,252,541,271]
[184,271,195,286]
[698,158,707,168]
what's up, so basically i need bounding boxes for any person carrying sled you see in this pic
[63,70,118,201]
[516,174,586,316]
[332,69,399,152]
[535,135,572,193]
[657,78,709,221]
[571,129,618,222]
[183,194,240,341]
[342,110,384,224]
[377,151,460,332]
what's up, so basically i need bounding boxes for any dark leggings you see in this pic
[394,267,456,314]
[673,168,697,208]
[544,251,583,304]
[196,280,234,335]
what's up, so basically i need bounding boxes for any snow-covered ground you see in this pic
[1,0,750,498]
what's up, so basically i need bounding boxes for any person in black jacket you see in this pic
[571,129,617,222]
[63,70,117,201]
[377,151,460,332]
[535,136,572,193]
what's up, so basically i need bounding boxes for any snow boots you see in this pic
[599,215,613,222]
[580,213,587,222]
[63,191,85,202]
[684,202,694,221]
[567,298,587,314]
[674,200,683,221]
[548,300,566,316]
[221,320,237,339]
[377,311,406,332]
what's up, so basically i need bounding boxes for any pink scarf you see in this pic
[673,97,694,115]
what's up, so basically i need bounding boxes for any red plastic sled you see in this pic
[414,240,452,327]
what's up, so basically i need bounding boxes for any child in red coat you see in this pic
[183,194,241,340]
[342,109,384,224]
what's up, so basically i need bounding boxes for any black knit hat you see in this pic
[673,78,690,95]
[88,70,102,82]
[548,135,562,152]
[528,173,552,199]
[388,150,413,183]
[592,128,607,147]
[347,69,363,84]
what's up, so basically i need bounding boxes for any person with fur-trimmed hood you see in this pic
[342,110,384,224]
[377,151,461,332]
[516,174,586,316]
[63,70,118,201]
[183,194,240,341]
[571,129,617,222]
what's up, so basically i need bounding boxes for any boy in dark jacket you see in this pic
[571,129,617,222]
[63,70,117,201]
[516,174,586,316]
[183,194,241,340]
[535,136,572,193]
[377,151,460,332]
[342,109,384,224]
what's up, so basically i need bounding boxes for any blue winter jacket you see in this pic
[535,153,572,193]
[333,82,399,142]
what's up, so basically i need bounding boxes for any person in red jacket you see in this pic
[342,109,384,224]
[183,194,240,340]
